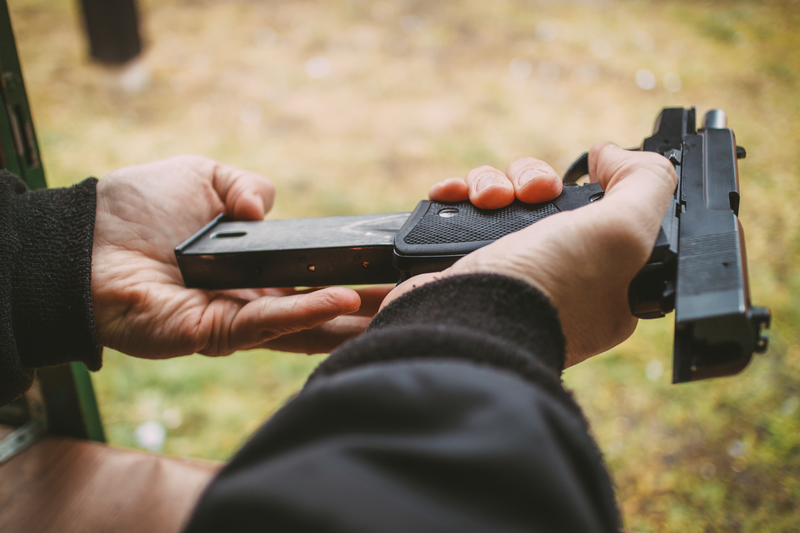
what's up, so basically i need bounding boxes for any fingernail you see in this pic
[476,174,503,192]
[519,169,543,187]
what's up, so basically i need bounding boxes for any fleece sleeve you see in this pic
[184,274,620,533]
[0,170,101,405]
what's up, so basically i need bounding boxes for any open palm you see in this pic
[91,155,385,359]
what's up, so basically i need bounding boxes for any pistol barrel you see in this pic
[703,109,728,129]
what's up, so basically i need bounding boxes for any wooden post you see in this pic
[78,0,143,65]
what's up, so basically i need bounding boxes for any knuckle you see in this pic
[467,165,501,180]
[173,154,215,168]
[507,157,556,177]
[651,155,678,183]
[626,152,678,187]
[508,156,538,169]
[596,147,677,187]
[593,141,618,162]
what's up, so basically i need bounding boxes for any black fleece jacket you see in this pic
[182,274,620,532]
[0,170,100,405]
[1,171,620,531]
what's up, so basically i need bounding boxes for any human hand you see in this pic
[385,143,677,367]
[92,155,389,359]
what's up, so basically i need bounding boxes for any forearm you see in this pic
[185,274,620,533]
[0,170,101,405]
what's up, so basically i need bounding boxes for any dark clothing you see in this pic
[0,170,100,405]
[183,275,620,532]
[0,173,620,531]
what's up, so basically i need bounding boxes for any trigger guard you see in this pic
[564,152,589,183]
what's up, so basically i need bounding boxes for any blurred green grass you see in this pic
[95,349,325,460]
[9,0,800,531]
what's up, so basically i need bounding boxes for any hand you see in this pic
[92,155,390,359]
[385,143,677,367]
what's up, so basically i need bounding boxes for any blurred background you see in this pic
[9,0,800,531]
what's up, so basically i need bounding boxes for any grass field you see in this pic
[10,0,800,531]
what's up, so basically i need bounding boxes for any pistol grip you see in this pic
[393,182,603,278]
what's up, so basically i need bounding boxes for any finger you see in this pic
[588,141,621,186]
[224,285,391,318]
[579,142,678,267]
[259,315,373,354]
[222,286,332,300]
[225,287,361,350]
[379,272,443,311]
[589,141,677,192]
[221,288,289,301]
[351,285,393,317]
[505,157,563,204]
[428,178,469,203]
[588,142,677,227]
[465,165,515,209]
[211,161,276,221]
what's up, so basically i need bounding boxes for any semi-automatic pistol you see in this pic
[176,107,770,383]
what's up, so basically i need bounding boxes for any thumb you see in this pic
[587,141,677,239]
[211,161,276,221]
[380,272,444,311]
[224,287,362,350]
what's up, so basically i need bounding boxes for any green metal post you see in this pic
[0,0,105,442]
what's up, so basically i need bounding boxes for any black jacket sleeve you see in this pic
[0,170,101,405]
[184,274,620,533]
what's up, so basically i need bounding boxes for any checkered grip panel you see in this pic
[403,201,560,245]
